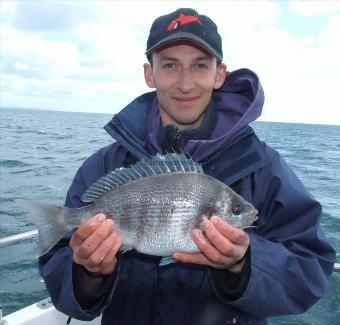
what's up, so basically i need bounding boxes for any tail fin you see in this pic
[17,199,75,256]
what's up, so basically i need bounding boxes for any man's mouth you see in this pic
[173,96,200,104]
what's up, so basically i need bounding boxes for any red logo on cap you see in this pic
[167,13,203,31]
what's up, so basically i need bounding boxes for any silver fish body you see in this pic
[86,172,236,255]
[18,154,258,256]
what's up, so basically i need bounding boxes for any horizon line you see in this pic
[1,106,339,127]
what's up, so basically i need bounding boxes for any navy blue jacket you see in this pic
[39,69,335,324]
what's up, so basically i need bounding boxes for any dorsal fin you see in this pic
[81,153,203,203]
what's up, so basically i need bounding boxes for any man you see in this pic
[39,8,335,325]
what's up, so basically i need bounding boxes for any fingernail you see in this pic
[202,219,210,229]
[211,216,219,225]
[111,231,122,241]
[115,235,123,245]
[105,219,113,227]
[97,214,106,223]
[194,229,204,242]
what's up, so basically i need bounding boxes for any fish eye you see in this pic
[232,206,243,215]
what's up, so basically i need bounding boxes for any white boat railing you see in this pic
[0,230,339,324]
[0,230,38,247]
[1,297,102,325]
[0,230,339,273]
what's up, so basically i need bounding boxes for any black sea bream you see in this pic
[19,154,258,257]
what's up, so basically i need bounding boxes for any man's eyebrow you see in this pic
[159,56,178,62]
[195,56,211,61]
[158,55,211,62]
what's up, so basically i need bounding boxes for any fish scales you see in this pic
[18,153,258,257]
[95,172,220,255]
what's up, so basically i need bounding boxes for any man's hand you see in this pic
[173,216,250,273]
[69,214,122,275]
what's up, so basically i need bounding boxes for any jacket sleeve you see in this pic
[210,147,335,317]
[38,143,128,320]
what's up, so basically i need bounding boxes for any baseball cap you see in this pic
[146,8,223,61]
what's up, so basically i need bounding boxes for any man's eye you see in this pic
[163,63,175,69]
[196,63,207,69]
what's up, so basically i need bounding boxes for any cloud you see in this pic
[290,0,340,16]
[6,0,98,31]
[0,0,339,124]
[1,24,80,79]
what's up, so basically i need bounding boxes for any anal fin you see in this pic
[159,256,177,267]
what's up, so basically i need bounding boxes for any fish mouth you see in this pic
[251,209,259,222]
[241,211,259,230]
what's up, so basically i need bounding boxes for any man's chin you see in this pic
[172,116,205,129]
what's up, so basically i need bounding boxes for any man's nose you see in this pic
[176,68,195,93]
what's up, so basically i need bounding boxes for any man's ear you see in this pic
[144,63,155,88]
[214,63,227,89]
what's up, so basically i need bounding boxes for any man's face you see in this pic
[144,44,227,129]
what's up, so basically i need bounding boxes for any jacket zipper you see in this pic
[172,128,182,153]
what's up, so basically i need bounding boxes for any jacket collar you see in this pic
[104,68,264,163]
[104,92,157,161]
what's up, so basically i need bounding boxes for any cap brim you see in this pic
[145,32,222,61]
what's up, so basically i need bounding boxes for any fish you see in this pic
[18,153,258,259]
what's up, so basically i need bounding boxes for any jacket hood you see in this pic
[104,68,264,161]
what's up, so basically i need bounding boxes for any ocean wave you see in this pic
[1,259,38,274]
[0,197,15,203]
[39,156,56,160]
[0,208,26,217]
[56,135,73,140]
[76,156,88,161]
[0,160,32,168]
[9,169,36,175]
[14,129,48,135]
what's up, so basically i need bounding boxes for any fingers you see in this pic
[211,216,249,246]
[173,252,214,266]
[70,214,106,248]
[84,231,122,274]
[201,218,240,260]
[174,216,250,269]
[192,228,232,267]
[83,231,118,266]
[99,235,123,274]
[70,214,122,275]
[173,229,231,268]
[77,218,115,259]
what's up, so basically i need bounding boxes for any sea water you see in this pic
[0,108,339,324]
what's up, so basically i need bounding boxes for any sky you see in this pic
[1,0,340,125]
